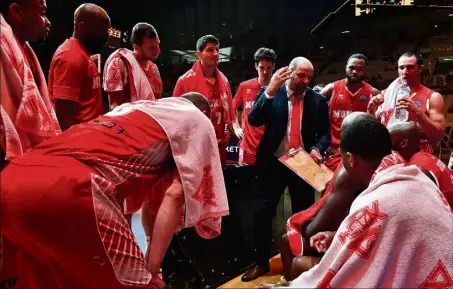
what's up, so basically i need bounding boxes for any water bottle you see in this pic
[394,83,410,122]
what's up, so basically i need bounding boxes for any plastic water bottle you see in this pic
[394,83,410,122]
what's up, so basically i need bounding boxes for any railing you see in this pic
[424,75,445,88]
[434,35,453,44]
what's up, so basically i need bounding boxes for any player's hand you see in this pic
[310,149,323,164]
[234,126,244,139]
[149,275,166,289]
[310,231,336,253]
[266,67,292,96]
[396,97,423,117]
[367,94,384,115]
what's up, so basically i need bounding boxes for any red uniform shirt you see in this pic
[329,79,373,150]
[48,38,104,124]
[409,151,453,208]
[233,78,264,155]
[104,54,163,100]
[173,64,234,168]
[205,80,225,142]
[26,109,172,211]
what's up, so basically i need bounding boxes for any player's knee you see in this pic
[164,184,184,205]
[291,256,321,278]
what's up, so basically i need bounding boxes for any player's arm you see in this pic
[415,92,446,143]
[54,99,77,131]
[146,168,184,277]
[105,58,129,111]
[368,89,386,121]
[218,82,235,146]
[304,167,360,239]
[50,54,84,131]
[371,87,381,96]
[232,84,244,139]
[319,83,334,100]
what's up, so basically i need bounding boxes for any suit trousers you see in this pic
[252,157,315,267]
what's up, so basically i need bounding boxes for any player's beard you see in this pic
[346,73,362,83]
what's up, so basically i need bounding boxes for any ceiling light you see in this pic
[341,30,350,34]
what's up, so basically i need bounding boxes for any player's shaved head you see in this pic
[340,112,392,187]
[73,3,110,54]
[74,3,109,24]
[181,92,211,118]
[388,122,421,143]
[341,112,391,163]
[388,121,421,161]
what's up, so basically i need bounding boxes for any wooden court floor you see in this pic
[218,255,286,289]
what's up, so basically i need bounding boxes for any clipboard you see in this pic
[279,149,334,192]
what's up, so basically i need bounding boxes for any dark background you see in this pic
[32,0,453,95]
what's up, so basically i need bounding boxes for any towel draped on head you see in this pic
[105,98,230,238]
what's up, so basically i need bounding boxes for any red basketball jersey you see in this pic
[233,78,264,155]
[409,151,453,207]
[329,79,373,150]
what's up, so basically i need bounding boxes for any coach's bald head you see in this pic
[287,57,314,95]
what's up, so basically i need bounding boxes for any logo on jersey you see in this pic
[333,110,353,119]
[92,75,101,89]
[246,88,252,95]
[245,100,255,109]
[360,95,368,102]
[209,99,222,108]
[414,100,422,107]
[152,69,160,77]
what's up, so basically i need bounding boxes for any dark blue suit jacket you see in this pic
[248,85,330,167]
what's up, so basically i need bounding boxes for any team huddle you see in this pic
[1,1,452,289]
